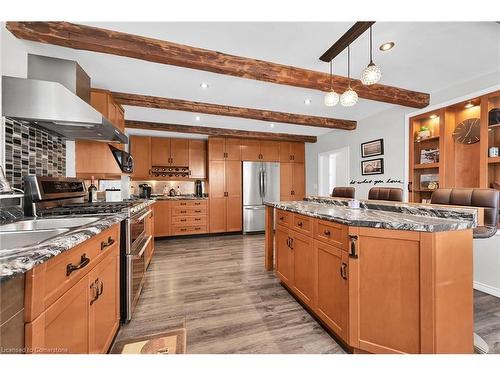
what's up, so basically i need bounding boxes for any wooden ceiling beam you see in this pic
[125,120,318,143]
[320,21,375,62]
[112,92,357,130]
[6,22,430,108]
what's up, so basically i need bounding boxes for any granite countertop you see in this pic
[0,200,155,283]
[152,195,208,201]
[266,200,476,233]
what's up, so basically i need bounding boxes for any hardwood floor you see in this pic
[113,234,345,354]
[112,234,500,354]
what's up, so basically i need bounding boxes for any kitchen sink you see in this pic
[0,228,70,250]
[0,217,102,232]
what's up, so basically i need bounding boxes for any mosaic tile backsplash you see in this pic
[3,118,66,190]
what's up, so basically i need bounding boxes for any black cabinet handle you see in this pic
[279,216,285,221]
[66,254,90,276]
[89,279,99,305]
[340,263,348,280]
[101,236,115,251]
[297,221,303,227]
[324,229,331,236]
[97,280,104,297]
[349,235,358,258]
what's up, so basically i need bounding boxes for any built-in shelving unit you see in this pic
[409,89,500,204]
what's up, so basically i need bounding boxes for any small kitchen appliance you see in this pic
[195,180,203,197]
[138,183,152,199]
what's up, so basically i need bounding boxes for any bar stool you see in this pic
[367,187,403,202]
[331,187,355,199]
[431,188,500,354]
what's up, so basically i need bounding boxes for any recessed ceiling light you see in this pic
[379,42,395,51]
[270,123,275,128]
[430,114,438,119]
[465,102,474,109]
[304,98,312,105]
[200,82,209,89]
[195,116,201,122]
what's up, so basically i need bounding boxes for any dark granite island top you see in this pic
[265,199,477,233]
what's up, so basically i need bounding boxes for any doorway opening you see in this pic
[318,146,350,196]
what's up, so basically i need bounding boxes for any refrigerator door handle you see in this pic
[262,168,267,198]
[259,167,264,199]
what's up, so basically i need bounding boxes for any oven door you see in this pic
[128,209,151,252]
[125,235,151,321]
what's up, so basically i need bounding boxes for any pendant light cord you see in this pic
[347,45,351,87]
[369,26,373,64]
[329,61,333,90]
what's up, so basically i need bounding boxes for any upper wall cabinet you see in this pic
[241,139,279,161]
[189,139,207,179]
[208,137,241,161]
[279,142,305,163]
[151,138,189,167]
[130,136,151,180]
[90,89,125,132]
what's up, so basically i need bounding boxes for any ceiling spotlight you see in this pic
[465,102,474,109]
[361,26,382,85]
[304,98,312,105]
[270,123,275,128]
[324,60,339,107]
[195,116,201,121]
[430,114,438,119]
[379,42,395,51]
[200,82,209,89]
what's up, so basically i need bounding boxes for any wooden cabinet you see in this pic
[275,224,293,285]
[151,137,171,166]
[290,231,314,304]
[88,248,120,353]
[208,137,241,161]
[154,200,171,237]
[130,136,151,179]
[150,137,189,167]
[90,89,125,132]
[170,200,208,235]
[280,162,305,200]
[209,160,242,233]
[189,140,207,179]
[25,225,121,354]
[279,142,305,163]
[75,140,122,179]
[241,139,279,161]
[170,138,189,166]
[314,240,348,341]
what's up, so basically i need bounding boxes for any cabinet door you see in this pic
[314,240,348,341]
[208,137,225,161]
[241,139,261,161]
[290,231,314,304]
[275,226,293,285]
[209,160,226,233]
[348,228,421,354]
[116,106,125,132]
[225,138,242,160]
[89,247,119,354]
[75,140,122,177]
[154,200,171,237]
[292,163,305,199]
[280,162,293,201]
[25,275,89,354]
[170,138,189,166]
[279,142,293,162]
[260,140,279,161]
[225,160,242,232]
[189,140,207,179]
[151,137,171,166]
[292,142,305,163]
[130,136,151,179]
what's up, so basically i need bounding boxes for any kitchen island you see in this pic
[264,198,479,354]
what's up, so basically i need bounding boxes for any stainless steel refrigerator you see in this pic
[243,161,280,233]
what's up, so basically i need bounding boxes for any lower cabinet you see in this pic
[154,200,209,237]
[154,200,171,237]
[24,225,120,354]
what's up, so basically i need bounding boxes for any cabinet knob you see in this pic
[279,216,285,221]
[324,229,331,236]
[297,221,303,227]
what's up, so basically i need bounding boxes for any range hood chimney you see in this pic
[2,54,127,144]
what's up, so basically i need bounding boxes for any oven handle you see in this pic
[132,209,152,223]
[131,235,152,260]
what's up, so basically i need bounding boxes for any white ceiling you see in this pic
[12,22,500,138]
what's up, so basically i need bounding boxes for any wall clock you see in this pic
[453,118,480,144]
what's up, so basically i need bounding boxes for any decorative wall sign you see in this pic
[361,158,384,175]
[350,178,403,186]
[361,138,384,158]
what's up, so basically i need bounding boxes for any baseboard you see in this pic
[474,281,500,298]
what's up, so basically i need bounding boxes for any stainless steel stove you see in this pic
[23,175,152,323]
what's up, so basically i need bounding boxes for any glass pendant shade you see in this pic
[324,90,339,106]
[361,62,382,85]
[340,88,358,107]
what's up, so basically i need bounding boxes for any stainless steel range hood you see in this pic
[1,55,127,144]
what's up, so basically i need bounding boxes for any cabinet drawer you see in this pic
[171,225,208,236]
[276,209,292,228]
[171,216,208,224]
[25,224,120,322]
[292,213,312,235]
[171,207,208,216]
[314,219,348,250]
[170,200,207,208]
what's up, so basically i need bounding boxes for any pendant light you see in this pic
[361,26,382,85]
[324,60,339,107]
[340,45,358,107]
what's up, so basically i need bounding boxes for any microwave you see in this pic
[109,144,133,173]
